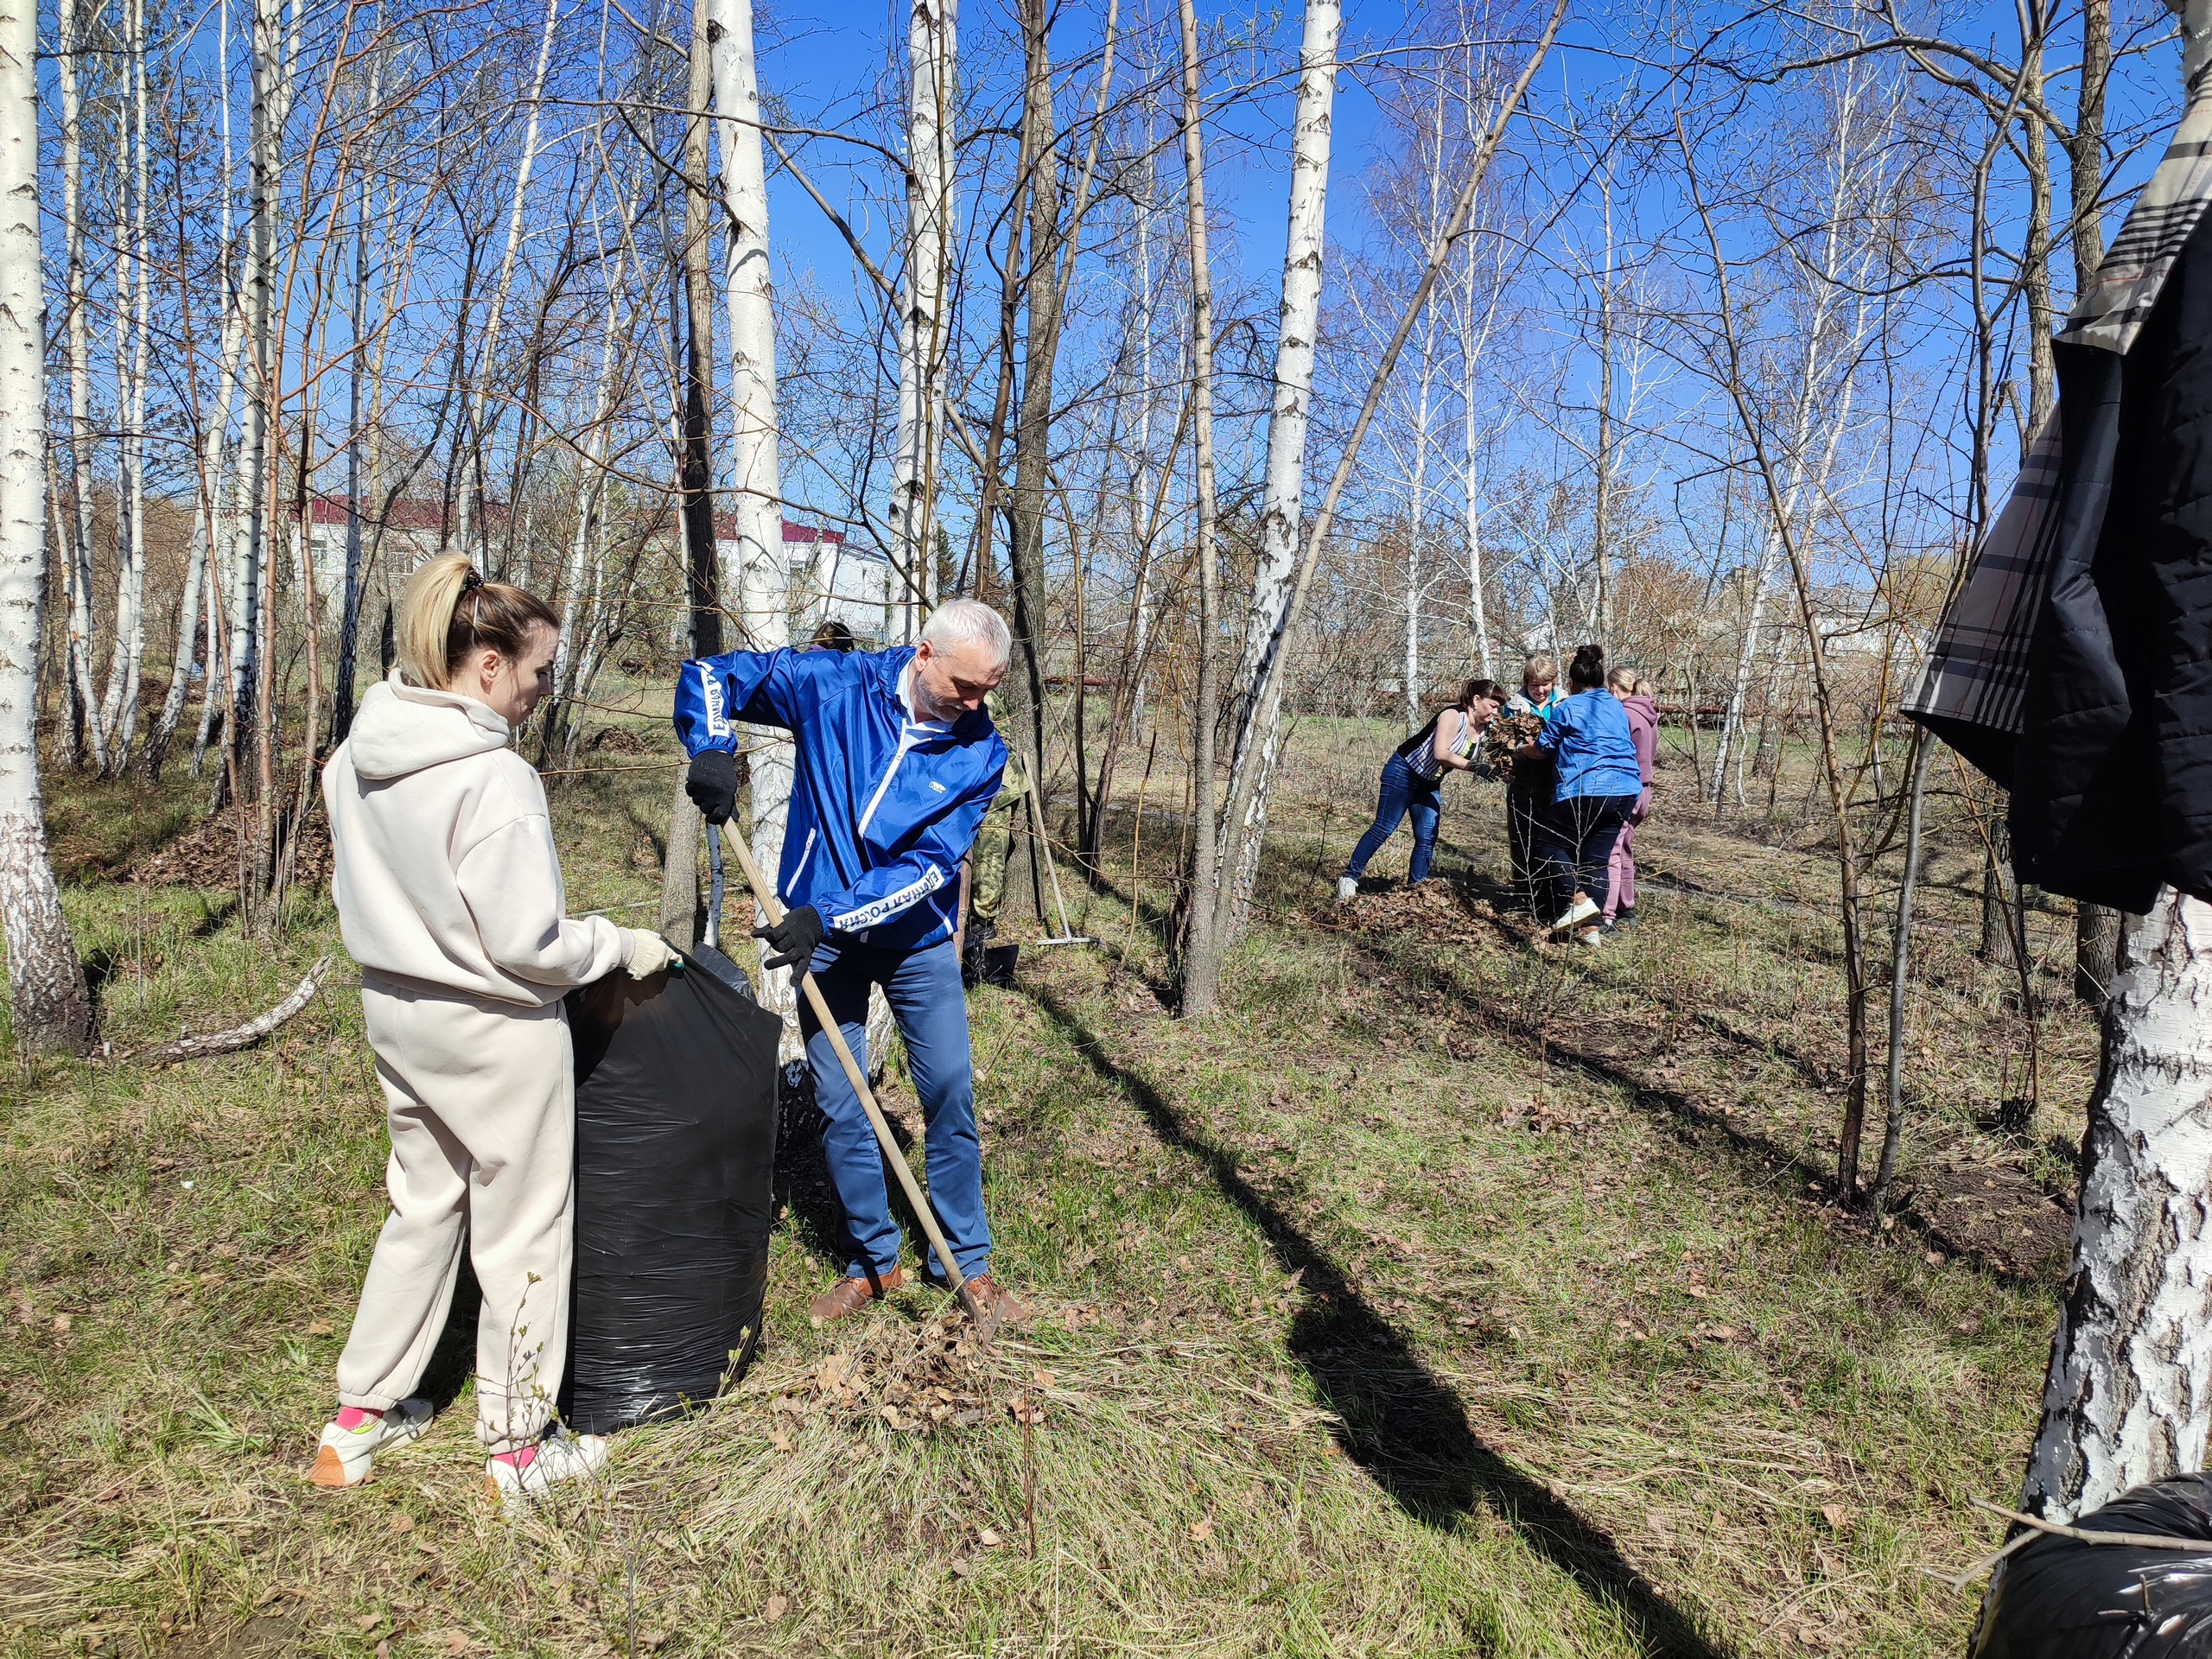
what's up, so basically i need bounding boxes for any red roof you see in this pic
[711,512,845,545]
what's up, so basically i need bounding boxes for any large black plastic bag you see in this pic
[1975,1474,2212,1657]
[563,943,782,1433]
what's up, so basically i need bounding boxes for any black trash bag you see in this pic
[1975,1474,2212,1659]
[562,944,783,1434]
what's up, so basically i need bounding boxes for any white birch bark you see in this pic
[57,0,99,768]
[229,0,282,768]
[1219,0,1338,933]
[0,0,92,1050]
[893,0,957,641]
[712,0,796,1042]
[2019,892,2212,1520]
[451,0,558,560]
[190,0,239,776]
[97,0,149,772]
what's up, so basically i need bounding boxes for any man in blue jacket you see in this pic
[675,598,1025,1327]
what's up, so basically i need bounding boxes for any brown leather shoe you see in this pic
[809,1267,907,1325]
[962,1271,1028,1333]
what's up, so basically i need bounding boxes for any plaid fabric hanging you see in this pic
[1902,90,2212,782]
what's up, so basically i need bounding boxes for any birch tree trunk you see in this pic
[893,0,957,641]
[0,0,92,1051]
[57,0,99,770]
[2018,891,2212,1521]
[230,0,281,783]
[98,0,149,774]
[712,0,795,1041]
[1217,0,1338,937]
[1175,0,1226,1017]
[190,0,240,779]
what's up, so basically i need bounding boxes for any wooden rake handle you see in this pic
[708,821,978,1322]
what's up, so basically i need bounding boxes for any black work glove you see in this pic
[753,905,824,972]
[686,749,738,824]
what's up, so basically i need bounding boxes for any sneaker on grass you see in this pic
[485,1428,609,1507]
[1547,894,1600,933]
[308,1398,434,1489]
[1334,875,1358,904]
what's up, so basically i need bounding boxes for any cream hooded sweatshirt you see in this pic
[322,674,627,1006]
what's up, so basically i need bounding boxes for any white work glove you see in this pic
[622,929,677,980]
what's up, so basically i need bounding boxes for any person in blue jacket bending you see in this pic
[674,598,1026,1329]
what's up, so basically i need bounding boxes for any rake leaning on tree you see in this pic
[675,598,1028,1328]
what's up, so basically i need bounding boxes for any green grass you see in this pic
[0,726,2069,1657]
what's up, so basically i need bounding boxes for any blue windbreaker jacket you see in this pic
[1536,690,1644,801]
[674,646,1007,951]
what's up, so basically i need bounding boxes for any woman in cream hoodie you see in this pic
[310,554,671,1503]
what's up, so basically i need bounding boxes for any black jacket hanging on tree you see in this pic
[1906,89,2212,911]
[2013,207,2212,912]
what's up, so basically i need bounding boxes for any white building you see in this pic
[723,518,896,645]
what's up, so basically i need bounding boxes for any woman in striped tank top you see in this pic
[1336,678,1507,903]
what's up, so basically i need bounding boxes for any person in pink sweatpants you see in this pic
[1605,671,1657,926]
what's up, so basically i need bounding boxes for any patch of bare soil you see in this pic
[130,810,332,892]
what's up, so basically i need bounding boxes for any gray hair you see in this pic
[920,598,1012,671]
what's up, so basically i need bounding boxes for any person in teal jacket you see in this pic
[1520,644,1643,944]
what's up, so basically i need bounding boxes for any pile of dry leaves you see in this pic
[130,810,333,891]
[766,1308,1052,1440]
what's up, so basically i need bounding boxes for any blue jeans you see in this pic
[1344,753,1443,883]
[799,937,990,1282]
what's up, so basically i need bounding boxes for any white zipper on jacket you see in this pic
[857,728,919,841]
[789,828,817,887]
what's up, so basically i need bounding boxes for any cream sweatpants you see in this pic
[336,978,574,1452]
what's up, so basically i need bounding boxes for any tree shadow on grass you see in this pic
[1025,982,1724,1659]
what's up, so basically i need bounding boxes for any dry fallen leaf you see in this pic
[443,1630,471,1656]
[391,1514,416,1535]
[307,1319,334,1338]
[1821,1503,1854,1535]
[52,1313,71,1332]
[1189,1517,1216,1543]
[1924,1250,1946,1267]
[765,1594,790,1619]
[1032,1369,1055,1389]
[355,1614,382,1632]
[979,1527,1003,1548]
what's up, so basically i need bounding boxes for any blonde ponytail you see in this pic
[395,552,559,691]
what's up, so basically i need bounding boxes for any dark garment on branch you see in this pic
[1905,92,2212,910]
[2010,204,2212,911]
